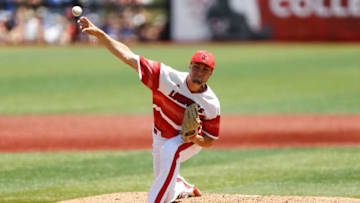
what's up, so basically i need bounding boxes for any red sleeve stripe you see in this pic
[139,56,161,91]
[202,130,219,140]
[202,115,220,138]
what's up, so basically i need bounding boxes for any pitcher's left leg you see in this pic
[172,145,202,201]
[164,142,202,202]
[148,136,193,203]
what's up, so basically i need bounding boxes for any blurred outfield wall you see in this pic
[171,0,360,42]
[2,0,360,45]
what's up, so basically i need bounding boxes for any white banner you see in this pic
[171,0,263,41]
[171,0,212,41]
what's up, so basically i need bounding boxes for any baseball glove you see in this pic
[180,103,201,143]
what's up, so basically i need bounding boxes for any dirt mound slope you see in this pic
[58,192,360,203]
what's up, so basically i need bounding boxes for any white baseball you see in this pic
[72,6,83,17]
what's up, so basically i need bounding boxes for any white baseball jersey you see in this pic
[136,55,221,140]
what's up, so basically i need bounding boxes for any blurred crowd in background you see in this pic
[3,0,358,45]
[0,0,168,45]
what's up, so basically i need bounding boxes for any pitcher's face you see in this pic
[189,62,213,85]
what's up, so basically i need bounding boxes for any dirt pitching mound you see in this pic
[58,192,360,203]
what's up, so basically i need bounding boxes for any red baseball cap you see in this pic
[191,50,215,69]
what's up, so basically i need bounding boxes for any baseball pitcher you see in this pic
[78,16,220,203]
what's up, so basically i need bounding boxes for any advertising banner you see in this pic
[171,0,360,41]
[258,0,360,40]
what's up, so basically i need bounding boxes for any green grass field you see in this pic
[1,43,360,202]
[0,43,359,115]
[1,147,360,202]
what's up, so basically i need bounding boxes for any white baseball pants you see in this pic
[148,126,202,203]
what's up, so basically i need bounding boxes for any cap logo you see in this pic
[201,54,208,61]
